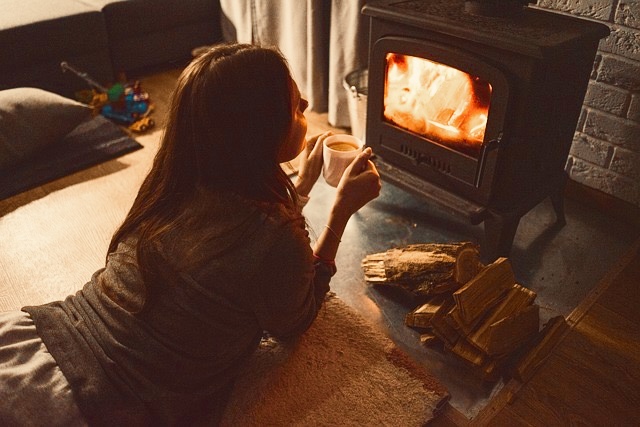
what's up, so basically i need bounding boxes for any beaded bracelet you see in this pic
[312,253,335,265]
[312,253,337,276]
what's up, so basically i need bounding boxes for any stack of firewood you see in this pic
[362,242,542,380]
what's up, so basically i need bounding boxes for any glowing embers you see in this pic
[384,53,492,157]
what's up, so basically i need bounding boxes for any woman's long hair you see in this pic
[108,44,298,307]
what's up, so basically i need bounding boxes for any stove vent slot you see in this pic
[400,144,451,173]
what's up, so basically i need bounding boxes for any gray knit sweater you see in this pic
[23,191,332,426]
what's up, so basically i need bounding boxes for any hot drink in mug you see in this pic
[322,135,364,187]
[326,141,359,152]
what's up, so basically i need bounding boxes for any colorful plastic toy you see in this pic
[61,61,154,132]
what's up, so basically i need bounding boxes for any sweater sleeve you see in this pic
[251,221,332,339]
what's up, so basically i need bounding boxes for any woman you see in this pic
[0,44,380,425]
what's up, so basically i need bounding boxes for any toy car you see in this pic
[128,116,155,133]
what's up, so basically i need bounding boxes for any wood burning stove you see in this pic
[362,0,609,261]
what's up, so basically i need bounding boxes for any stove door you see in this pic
[367,36,510,204]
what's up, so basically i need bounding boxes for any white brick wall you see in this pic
[537,0,640,207]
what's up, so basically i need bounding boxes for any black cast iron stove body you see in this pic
[362,0,609,261]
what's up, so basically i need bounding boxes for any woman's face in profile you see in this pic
[278,80,308,163]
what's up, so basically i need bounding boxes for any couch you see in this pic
[0,0,222,98]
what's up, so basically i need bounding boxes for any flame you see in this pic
[384,53,492,156]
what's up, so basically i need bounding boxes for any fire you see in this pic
[384,53,492,156]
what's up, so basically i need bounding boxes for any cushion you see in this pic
[0,87,91,171]
[80,0,219,40]
[79,0,221,71]
[0,0,109,72]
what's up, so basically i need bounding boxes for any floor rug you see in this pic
[221,294,449,426]
[0,115,142,200]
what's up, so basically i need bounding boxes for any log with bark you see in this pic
[361,242,483,297]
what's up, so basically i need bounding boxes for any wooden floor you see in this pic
[2,66,639,425]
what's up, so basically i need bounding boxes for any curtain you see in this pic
[219,0,369,128]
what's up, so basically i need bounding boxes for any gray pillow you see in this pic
[0,87,92,171]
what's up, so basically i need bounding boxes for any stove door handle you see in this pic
[474,133,502,188]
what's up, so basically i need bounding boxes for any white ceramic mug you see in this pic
[322,134,364,187]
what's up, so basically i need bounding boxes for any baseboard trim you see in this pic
[565,180,640,229]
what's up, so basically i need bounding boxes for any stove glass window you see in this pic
[384,53,492,157]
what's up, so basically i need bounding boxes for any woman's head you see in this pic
[162,43,306,199]
[109,44,308,288]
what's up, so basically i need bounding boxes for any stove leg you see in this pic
[481,211,521,263]
[550,172,568,226]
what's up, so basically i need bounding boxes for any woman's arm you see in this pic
[255,149,380,338]
[252,220,330,338]
[313,147,381,262]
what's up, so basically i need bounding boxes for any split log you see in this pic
[467,284,537,353]
[448,337,487,367]
[482,304,540,356]
[429,300,460,346]
[480,356,509,383]
[513,315,569,382]
[448,305,485,336]
[405,293,450,329]
[361,242,483,297]
[443,306,462,333]
[419,332,440,346]
[452,257,515,326]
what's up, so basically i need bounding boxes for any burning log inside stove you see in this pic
[363,247,543,380]
[383,53,491,157]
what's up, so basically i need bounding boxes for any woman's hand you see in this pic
[295,131,331,197]
[333,147,381,218]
